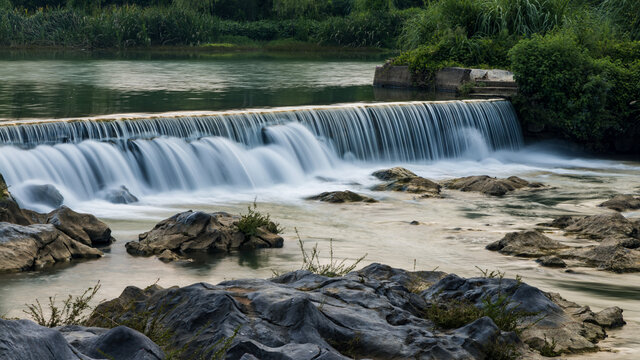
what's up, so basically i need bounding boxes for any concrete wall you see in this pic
[373,65,414,88]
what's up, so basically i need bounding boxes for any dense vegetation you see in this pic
[0,0,638,152]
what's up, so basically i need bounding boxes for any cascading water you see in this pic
[0,100,523,209]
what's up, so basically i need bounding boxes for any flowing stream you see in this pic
[0,53,638,359]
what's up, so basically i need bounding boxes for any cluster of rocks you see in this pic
[125,210,284,262]
[442,175,545,196]
[0,179,114,273]
[306,190,377,203]
[487,213,640,272]
[1,263,622,359]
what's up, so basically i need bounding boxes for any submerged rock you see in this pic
[22,184,64,208]
[561,244,640,273]
[103,186,139,204]
[126,210,283,260]
[536,256,567,268]
[599,194,640,212]
[85,263,618,359]
[0,319,164,360]
[486,230,568,257]
[443,175,544,196]
[307,190,377,203]
[371,167,441,197]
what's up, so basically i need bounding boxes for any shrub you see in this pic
[510,32,640,151]
[24,281,101,328]
[295,229,367,277]
[237,201,283,237]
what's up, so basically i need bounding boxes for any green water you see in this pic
[0,50,432,120]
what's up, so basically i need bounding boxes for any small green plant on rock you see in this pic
[237,201,283,236]
[539,335,560,357]
[23,281,101,327]
[425,299,482,329]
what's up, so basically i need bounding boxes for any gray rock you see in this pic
[536,256,567,268]
[486,230,567,257]
[47,206,114,247]
[593,307,626,328]
[87,263,618,359]
[307,191,377,204]
[443,175,544,196]
[423,274,614,354]
[372,167,441,197]
[564,213,638,240]
[59,325,164,360]
[599,194,640,212]
[126,211,283,260]
[103,186,139,204]
[0,222,102,273]
[0,319,84,360]
[22,184,64,208]
[561,244,640,273]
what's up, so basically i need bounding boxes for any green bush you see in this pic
[510,32,640,151]
[237,202,283,237]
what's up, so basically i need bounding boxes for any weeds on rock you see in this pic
[539,335,560,357]
[481,293,534,334]
[475,266,506,279]
[296,229,367,277]
[237,200,283,236]
[425,299,482,329]
[23,281,101,327]
[483,338,520,360]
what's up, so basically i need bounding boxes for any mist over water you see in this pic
[0,100,524,211]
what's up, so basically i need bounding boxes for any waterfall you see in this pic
[0,100,522,208]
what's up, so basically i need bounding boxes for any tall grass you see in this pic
[599,0,640,40]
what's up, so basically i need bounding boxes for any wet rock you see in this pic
[126,210,283,260]
[540,215,576,229]
[22,184,64,208]
[410,220,420,225]
[372,167,441,197]
[0,197,46,225]
[47,206,115,247]
[103,186,139,204]
[536,256,567,268]
[307,190,377,203]
[59,325,164,360]
[0,319,164,360]
[443,175,544,196]
[486,230,568,257]
[157,249,180,262]
[372,167,418,181]
[561,244,640,273]
[424,274,616,354]
[563,213,639,240]
[0,319,82,360]
[87,263,515,360]
[593,307,626,328]
[0,222,102,273]
[599,194,640,212]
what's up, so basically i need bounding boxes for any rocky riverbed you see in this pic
[0,263,626,359]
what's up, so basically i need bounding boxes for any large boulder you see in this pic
[0,319,164,360]
[0,222,102,273]
[599,194,640,212]
[86,263,618,359]
[486,230,568,257]
[371,167,441,197]
[307,191,377,204]
[443,175,544,196]
[423,274,615,354]
[21,184,64,208]
[126,211,283,261]
[47,206,114,247]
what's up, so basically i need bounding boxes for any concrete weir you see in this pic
[373,64,518,98]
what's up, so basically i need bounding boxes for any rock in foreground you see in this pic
[0,319,163,360]
[86,263,620,359]
[444,175,544,196]
[371,167,441,197]
[126,210,283,261]
[307,190,377,203]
